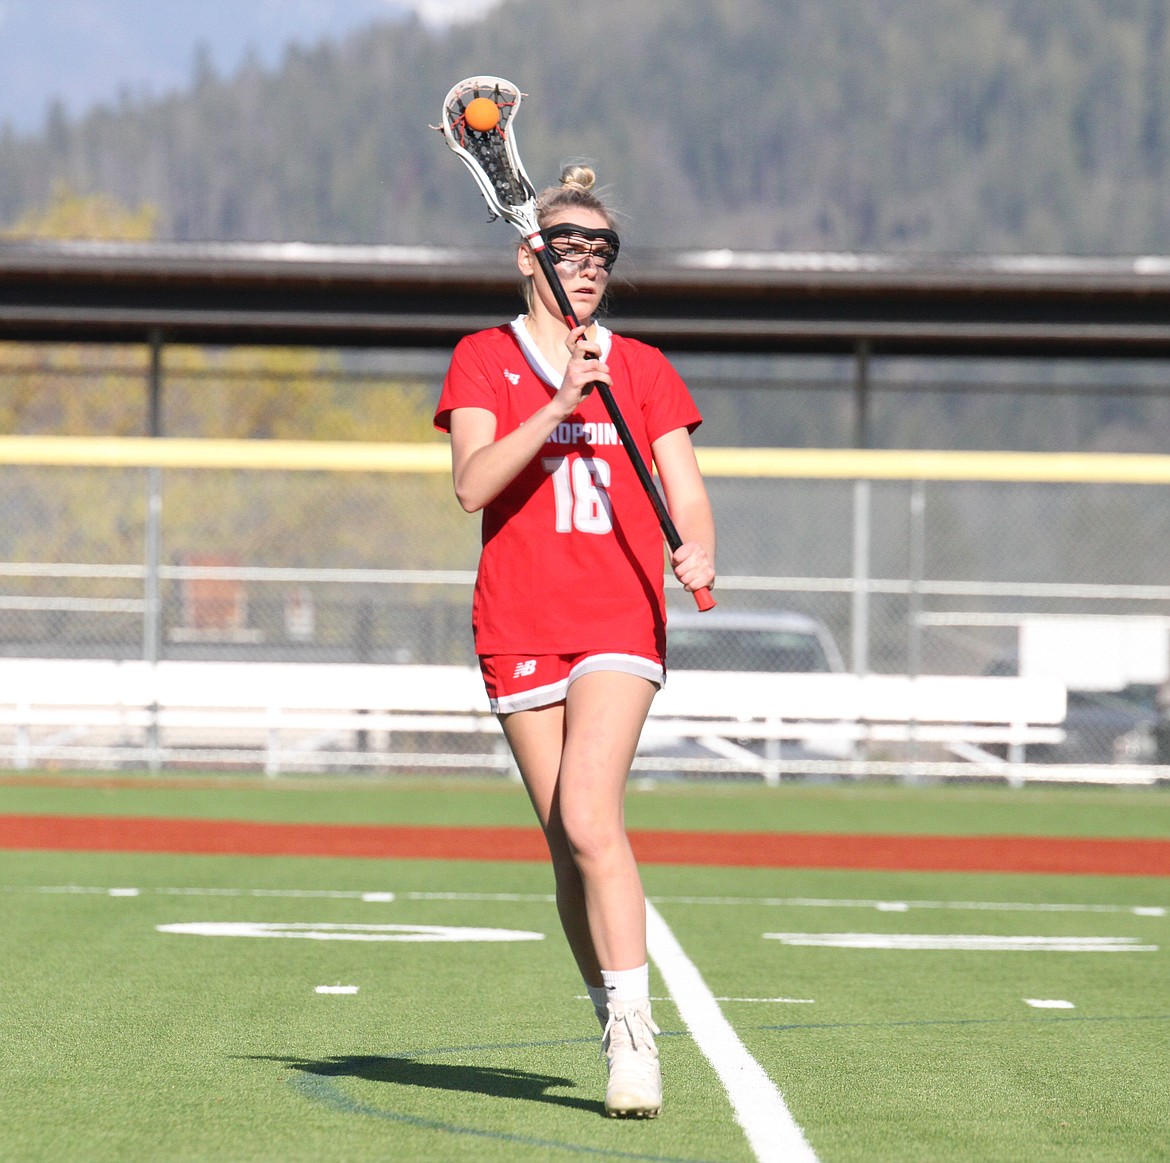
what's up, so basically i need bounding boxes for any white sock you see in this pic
[601,964,650,1006]
[586,983,609,1028]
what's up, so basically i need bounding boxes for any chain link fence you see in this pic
[1,346,1169,778]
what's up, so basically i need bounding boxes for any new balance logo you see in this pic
[512,659,537,678]
[504,369,521,385]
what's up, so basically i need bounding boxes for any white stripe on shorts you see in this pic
[569,652,665,688]
[491,653,664,714]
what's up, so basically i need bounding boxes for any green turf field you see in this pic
[1,774,1168,1162]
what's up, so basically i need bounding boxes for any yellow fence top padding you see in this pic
[0,437,453,472]
[694,447,1170,484]
[3,437,1170,484]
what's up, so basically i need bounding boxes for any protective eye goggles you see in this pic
[542,224,621,272]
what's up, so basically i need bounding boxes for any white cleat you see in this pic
[602,1000,662,1118]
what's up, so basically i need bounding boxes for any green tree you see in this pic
[1,179,157,241]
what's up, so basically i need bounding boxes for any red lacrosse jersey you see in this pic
[435,318,702,658]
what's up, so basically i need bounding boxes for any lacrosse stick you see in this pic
[437,75,715,611]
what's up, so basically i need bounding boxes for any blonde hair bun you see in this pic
[559,164,597,193]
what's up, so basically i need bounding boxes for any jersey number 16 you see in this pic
[543,456,613,535]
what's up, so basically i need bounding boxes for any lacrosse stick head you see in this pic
[439,76,539,234]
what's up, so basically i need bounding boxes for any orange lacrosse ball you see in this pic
[464,97,501,132]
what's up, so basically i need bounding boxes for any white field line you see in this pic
[5,884,1165,917]
[716,996,817,1004]
[577,994,817,1004]
[646,900,819,1163]
[156,921,544,943]
[655,895,1169,917]
[764,933,1158,952]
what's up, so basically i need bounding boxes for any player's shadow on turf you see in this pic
[249,1054,605,1114]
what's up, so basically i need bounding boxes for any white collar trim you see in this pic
[509,315,613,388]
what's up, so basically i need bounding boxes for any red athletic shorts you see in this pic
[479,650,665,714]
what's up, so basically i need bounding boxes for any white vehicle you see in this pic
[637,609,851,774]
[665,609,845,675]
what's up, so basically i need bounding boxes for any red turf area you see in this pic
[1,814,1168,875]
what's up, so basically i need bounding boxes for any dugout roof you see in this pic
[2,239,1170,358]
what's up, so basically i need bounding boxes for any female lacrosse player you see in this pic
[434,164,715,1119]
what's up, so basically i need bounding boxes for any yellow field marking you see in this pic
[3,436,1170,484]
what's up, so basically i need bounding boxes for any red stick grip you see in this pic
[692,586,717,612]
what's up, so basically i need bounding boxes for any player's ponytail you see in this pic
[535,164,615,228]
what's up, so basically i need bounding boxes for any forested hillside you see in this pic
[2,0,1168,254]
